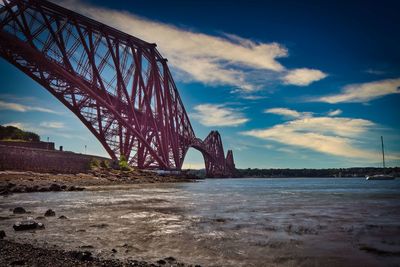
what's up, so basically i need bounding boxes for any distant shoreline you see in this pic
[188,167,400,178]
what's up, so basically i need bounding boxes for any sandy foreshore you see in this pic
[0,169,197,195]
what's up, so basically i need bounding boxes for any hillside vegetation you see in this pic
[0,125,40,142]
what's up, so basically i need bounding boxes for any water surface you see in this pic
[1,178,400,266]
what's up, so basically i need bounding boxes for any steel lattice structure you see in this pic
[0,0,237,177]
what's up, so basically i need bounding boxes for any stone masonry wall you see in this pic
[0,141,55,150]
[0,144,110,173]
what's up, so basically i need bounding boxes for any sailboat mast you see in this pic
[381,136,386,168]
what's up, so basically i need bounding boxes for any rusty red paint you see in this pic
[0,0,236,177]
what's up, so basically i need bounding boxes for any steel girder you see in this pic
[0,0,237,177]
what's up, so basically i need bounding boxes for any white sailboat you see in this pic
[366,136,394,180]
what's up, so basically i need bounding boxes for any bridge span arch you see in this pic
[0,0,237,177]
[188,131,235,177]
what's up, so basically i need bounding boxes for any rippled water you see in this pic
[1,178,400,266]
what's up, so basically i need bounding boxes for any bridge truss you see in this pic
[0,0,237,177]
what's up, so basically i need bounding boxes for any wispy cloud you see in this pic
[327,109,342,116]
[240,95,268,100]
[282,68,327,86]
[264,107,312,119]
[4,122,48,135]
[192,104,249,127]
[0,100,60,114]
[276,147,298,154]
[314,78,400,103]
[40,121,65,129]
[365,69,385,75]
[3,121,85,140]
[241,111,395,160]
[0,94,37,103]
[55,0,326,90]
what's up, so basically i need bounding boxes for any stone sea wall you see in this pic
[0,141,55,150]
[0,144,110,173]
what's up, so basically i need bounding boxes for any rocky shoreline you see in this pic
[0,169,198,195]
[0,202,201,267]
[0,239,194,267]
[0,169,201,266]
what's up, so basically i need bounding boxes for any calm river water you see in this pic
[1,178,400,266]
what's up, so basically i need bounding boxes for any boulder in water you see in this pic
[44,209,55,217]
[13,220,45,231]
[13,207,26,214]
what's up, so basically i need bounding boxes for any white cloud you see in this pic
[327,109,342,116]
[241,114,386,160]
[0,100,59,114]
[192,104,248,127]
[315,78,400,103]
[0,101,27,112]
[40,121,65,129]
[264,107,312,118]
[3,122,31,130]
[283,68,327,86]
[241,95,267,100]
[54,0,286,91]
[276,147,297,154]
[54,0,325,90]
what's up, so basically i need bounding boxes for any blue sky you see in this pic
[1,0,399,169]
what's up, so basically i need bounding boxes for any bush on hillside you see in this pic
[119,155,131,171]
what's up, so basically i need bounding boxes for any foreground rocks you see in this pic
[0,181,85,195]
[12,207,26,214]
[0,240,197,267]
[0,170,201,266]
[0,169,197,195]
[1,206,201,266]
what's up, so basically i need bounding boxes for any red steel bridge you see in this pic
[0,0,236,177]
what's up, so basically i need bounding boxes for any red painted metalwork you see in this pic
[225,150,236,176]
[0,0,236,177]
